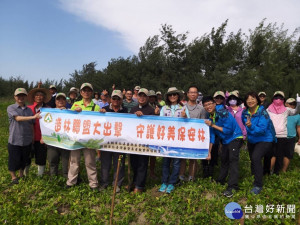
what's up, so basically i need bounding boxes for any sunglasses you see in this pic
[168,93,178,97]
[112,97,121,101]
[273,96,284,100]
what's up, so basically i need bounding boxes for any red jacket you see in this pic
[28,102,48,141]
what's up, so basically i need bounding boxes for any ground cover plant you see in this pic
[0,98,299,224]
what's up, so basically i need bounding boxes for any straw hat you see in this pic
[27,88,51,103]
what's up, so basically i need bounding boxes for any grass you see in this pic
[0,98,299,224]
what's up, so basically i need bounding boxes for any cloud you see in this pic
[59,0,300,53]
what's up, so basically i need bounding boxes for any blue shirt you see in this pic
[287,114,300,138]
[242,106,276,144]
[209,109,243,145]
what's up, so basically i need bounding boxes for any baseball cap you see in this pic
[156,91,162,95]
[273,91,285,98]
[213,91,225,98]
[134,86,141,91]
[80,83,93,91]
[286,98,296,104]
[55,93,67,99]
[258,92,267,96]
[111,90,123,99]
[49,85,56,89]
[138,88,149,96]
[14,88,28,96]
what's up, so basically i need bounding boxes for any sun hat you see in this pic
[27,88,51,103]
[165,87,183,99]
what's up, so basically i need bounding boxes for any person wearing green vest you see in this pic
[66,83,100,191]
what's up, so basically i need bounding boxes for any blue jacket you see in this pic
[241,106,276,144]
[209,109,243,145]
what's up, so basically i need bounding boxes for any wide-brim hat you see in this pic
[27,88,51,103]
[164,87,183,100]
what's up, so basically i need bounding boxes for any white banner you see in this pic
[40,108,209,159]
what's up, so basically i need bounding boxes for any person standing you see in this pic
[179,86,206,181]
[129,88,155,193]
[7,88,41,184]
[158,87,190,194]
[284,98,300,172]
[47,93,70,178]
[67,87,79,109]
[202,96,243,198]
[99,90,128,192]
[258,92,269,109]
[66,83,100,191]
[132,86,140,103]
[242,92,276,194]
[99,90,109,109]
[156,91,166,107]
[123,89,138,113]
[47,85,58,108]
[267,91,300,174]
[27,87,51,176]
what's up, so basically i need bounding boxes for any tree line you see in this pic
[1,19,299,98]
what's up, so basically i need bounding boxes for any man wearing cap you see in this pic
[285,98,300,172]
[47,93,70,178]
[258,92,269,109]
[99,90,127,192]
[129,88,156,193]
[267,91,300,174]
[47,85,58,108]
[132,86,140,103]
[28,86,51,176]
[7,88,41,185]
[156,91,166,107]
[66,83,100,191]
[123,89,138,113]
[67,87,79,109]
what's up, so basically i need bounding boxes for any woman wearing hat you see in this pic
[267,91,300,174]
[226,91,247,140]
[158,87,190,194]
[241,91,276,194]
[27,87,51,176]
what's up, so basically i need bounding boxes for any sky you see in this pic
[0,0,299,83]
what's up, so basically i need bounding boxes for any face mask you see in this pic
[273,99,284,106]
[229,99,237,106]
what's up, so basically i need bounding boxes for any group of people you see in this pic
[7,83,300,197]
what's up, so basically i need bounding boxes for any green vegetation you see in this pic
[0,101,299,224]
